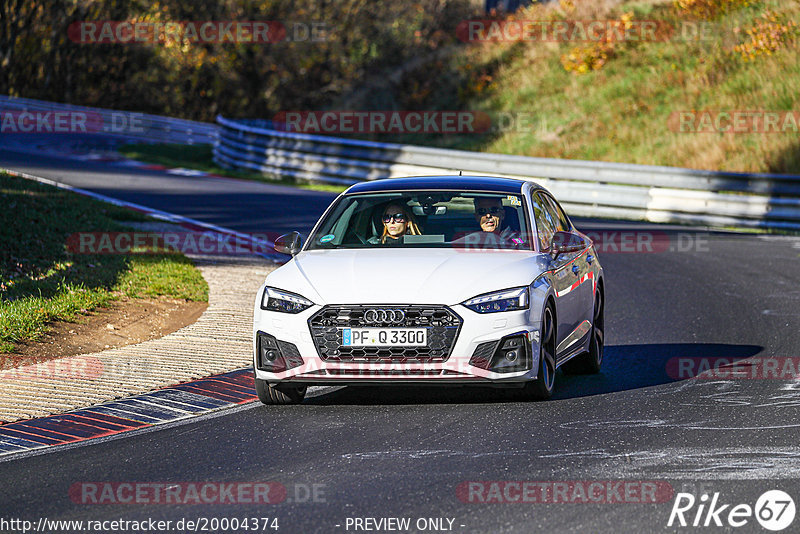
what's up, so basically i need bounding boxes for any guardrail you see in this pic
[0,95,217,145]
[214,115,800,230]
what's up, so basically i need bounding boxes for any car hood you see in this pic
[265,248,549,305]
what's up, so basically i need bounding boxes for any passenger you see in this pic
[368,203,421,245]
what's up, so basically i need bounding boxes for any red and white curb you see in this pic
[0,369,258,458]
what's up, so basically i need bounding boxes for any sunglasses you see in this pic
[476,206,503,217]
[382,213,406,223]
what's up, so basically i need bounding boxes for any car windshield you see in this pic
[306,191,533,251]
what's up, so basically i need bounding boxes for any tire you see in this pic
[562,288,604,375]
[516,303,557,401]
[255,377,307,405]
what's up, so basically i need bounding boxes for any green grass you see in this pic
[118,143,348,194]
[116,255,207,301]
[0,173,209,353]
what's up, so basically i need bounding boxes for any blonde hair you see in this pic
[380,204,421,243]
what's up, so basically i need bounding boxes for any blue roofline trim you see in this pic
[345,175,531,195]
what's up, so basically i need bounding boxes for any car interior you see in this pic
[328,194,526,247]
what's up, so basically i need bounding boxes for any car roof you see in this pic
[345,175,539,195]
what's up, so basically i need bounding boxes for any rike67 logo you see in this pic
[668,490,795,531]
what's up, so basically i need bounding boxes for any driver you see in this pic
[477,197,521,240]
[368,203,421,245]
[475,197,507,234]
[455,197,523,248]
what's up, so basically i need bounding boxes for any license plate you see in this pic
[341,328,427,347]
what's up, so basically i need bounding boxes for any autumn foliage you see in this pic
[733,11,799,61]
[0,0,474,122]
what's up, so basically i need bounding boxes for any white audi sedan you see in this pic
[253,176,604,403]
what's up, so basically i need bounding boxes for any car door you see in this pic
[532,192,582,355]
[542,194,594,343]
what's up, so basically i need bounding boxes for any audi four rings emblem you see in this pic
[364,308,405,324]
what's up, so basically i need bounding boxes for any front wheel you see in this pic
[517,303,556,401]
[255,377,307,405]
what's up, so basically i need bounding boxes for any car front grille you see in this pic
[308,305,462,363]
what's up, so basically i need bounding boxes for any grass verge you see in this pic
[0,173,208,353]
[118,143,348,194]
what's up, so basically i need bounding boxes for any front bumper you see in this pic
[252,295,543,385]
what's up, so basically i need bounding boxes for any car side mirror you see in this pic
[274,231,304,256]
[550,231,587,259]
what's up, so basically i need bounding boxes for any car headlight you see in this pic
[463,287,529,314]
[261,286,314,314]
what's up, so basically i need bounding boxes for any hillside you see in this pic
[344,0,800,174]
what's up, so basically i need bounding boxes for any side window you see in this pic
[533,194,555,251]
[542,194,572,232]
[538,193,562,242]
